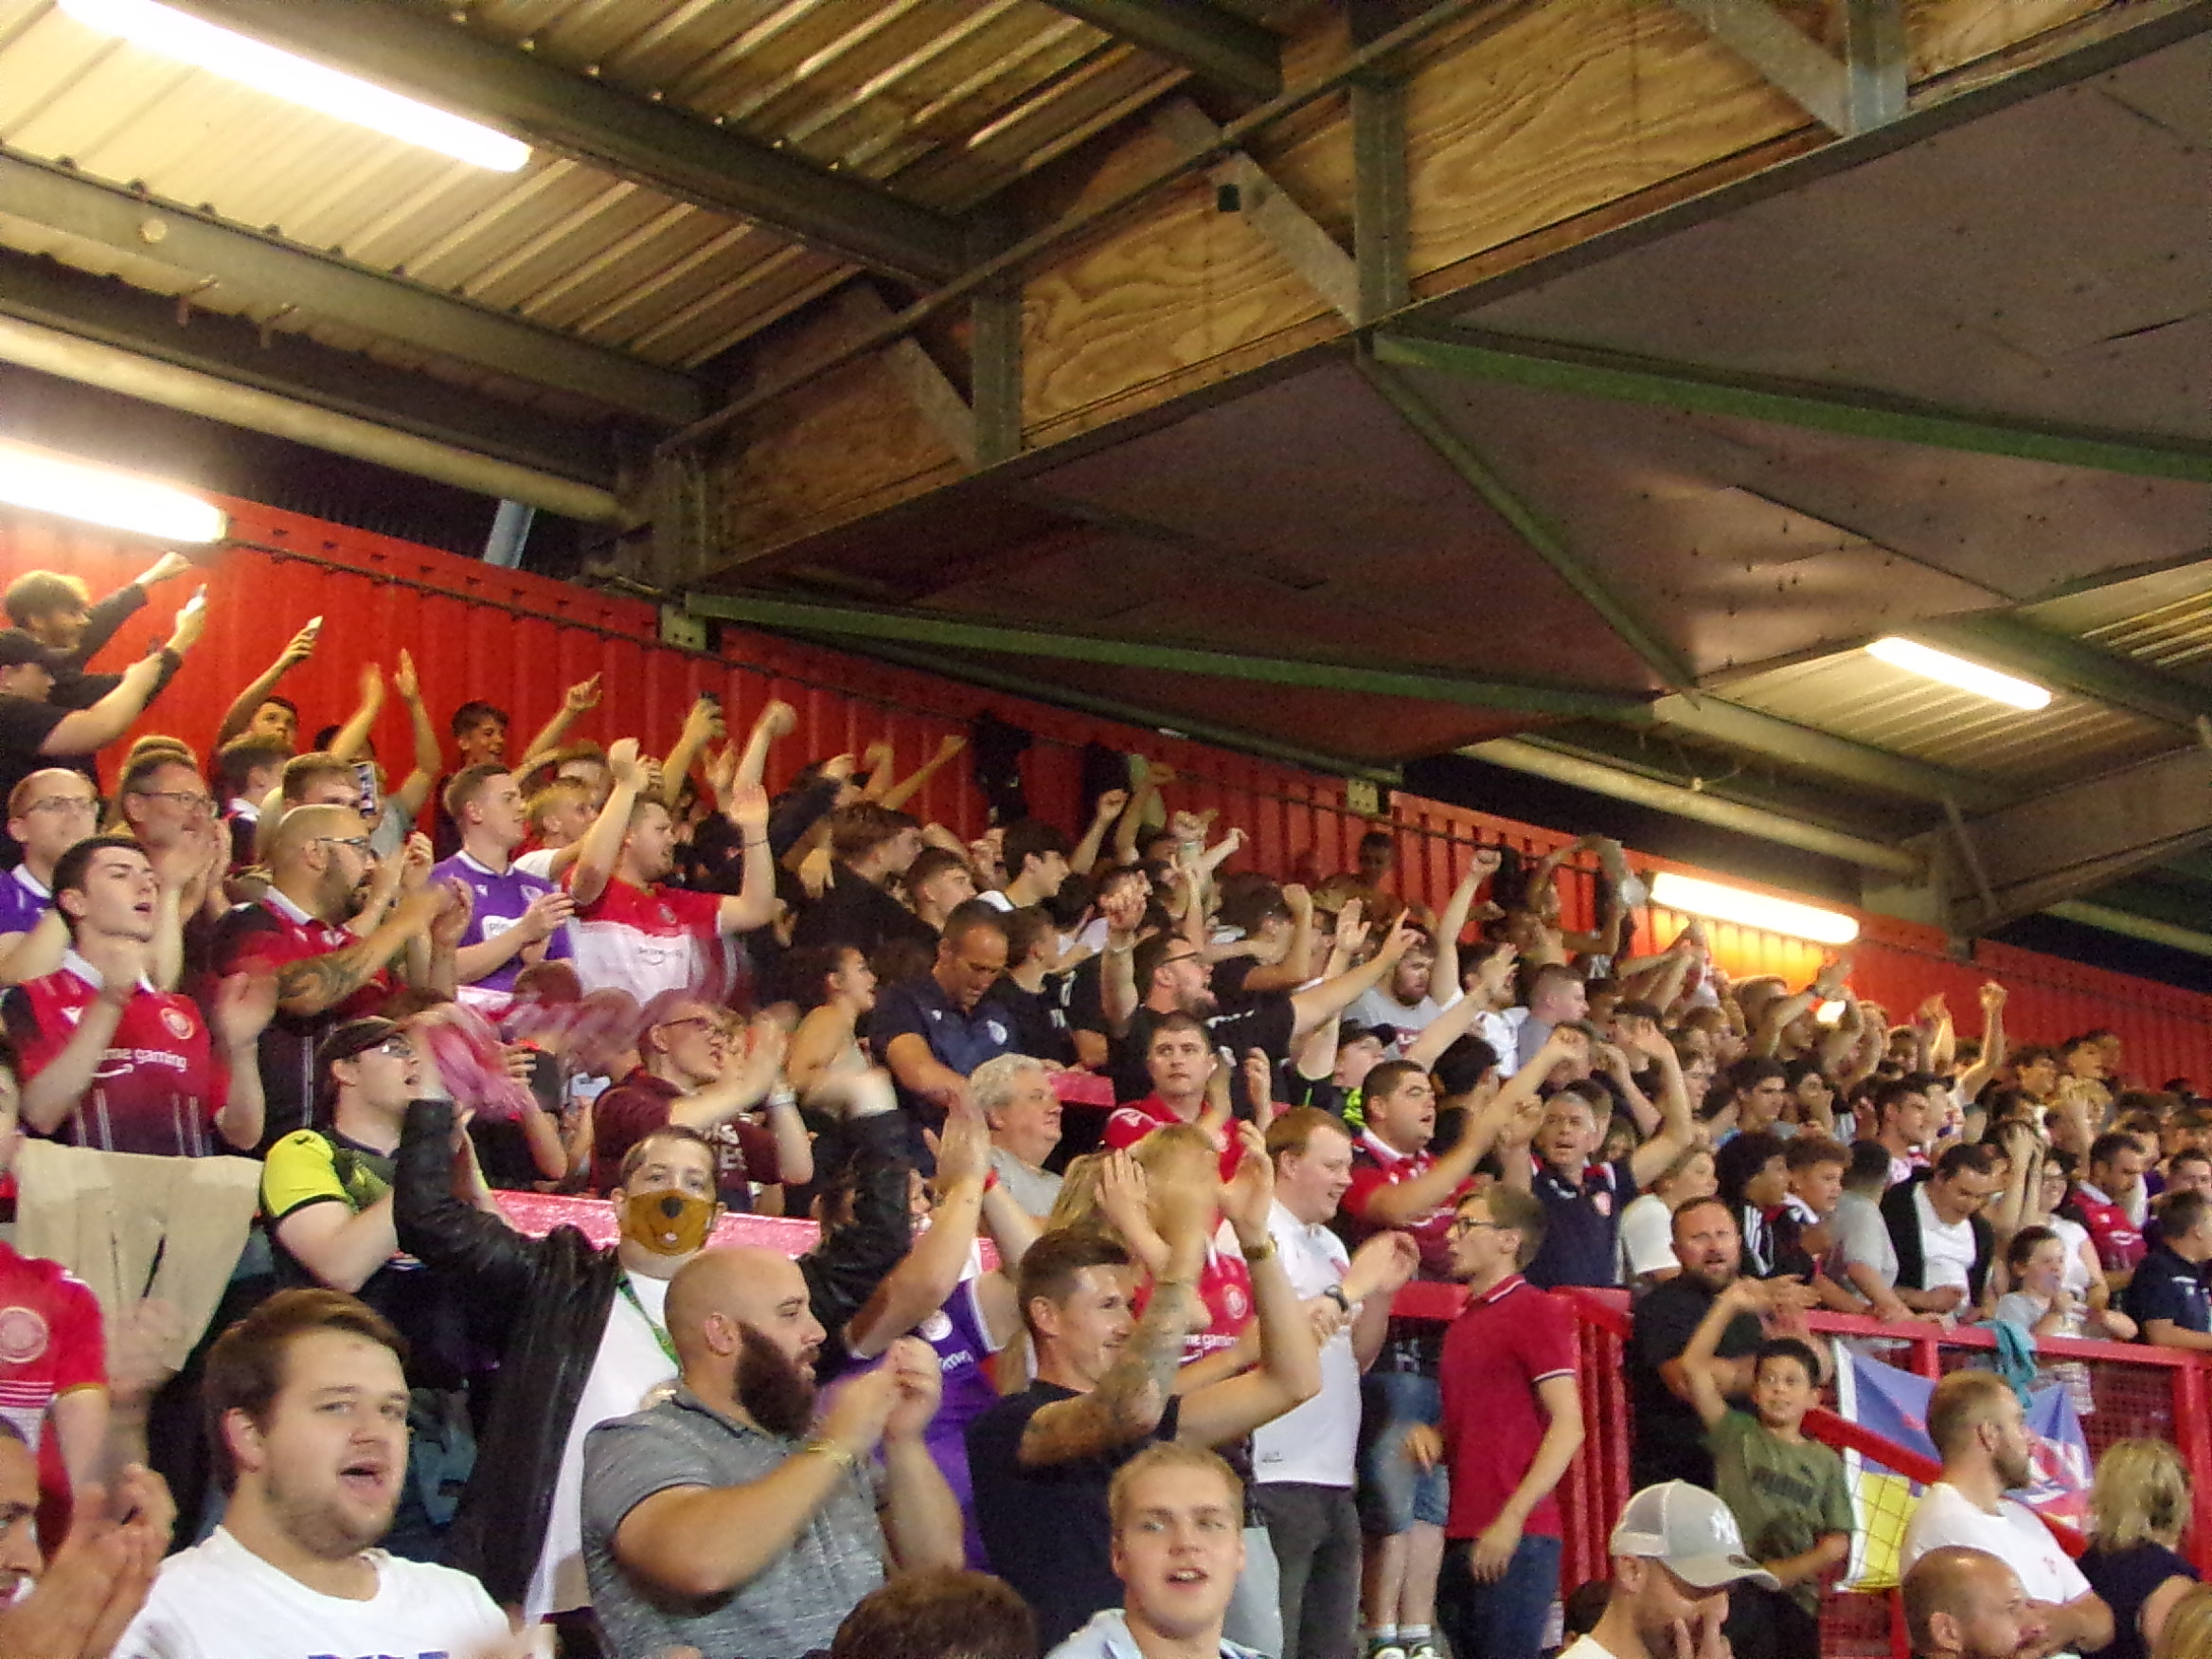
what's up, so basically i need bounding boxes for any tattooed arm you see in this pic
[273,889,439,1018]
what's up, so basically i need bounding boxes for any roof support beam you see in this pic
[1463,737,1924,875]
[1033,0,1283,100]
[0,248,614,487]
[1371,328,2212,485]
[0,149,699,425]
[834,284,976,468]
[1356,352,1695,689]
[1909,614,2212,731]
[2042,901,2212,962]
[812,635,1403,785]
[1350,74,1410,324]
[1948,745,2212,930]
[1649,692,2012,810]
[1670,0,1905,134]
[685,592,1653,722]
[160,0,965,285]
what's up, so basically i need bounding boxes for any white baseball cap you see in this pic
[1608,1482,1780,1590]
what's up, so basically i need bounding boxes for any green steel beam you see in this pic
[1357,354,1695,689]
[2043,901,2212,962]
[1650,692,2011,811]
[788,635,1403,785]
[0,150,699,425]
[164,0,965,285]
[1912,613,2212,730]
[1372,329,2212,485]
[687,592,1654,722]
[1034,0,1282,99]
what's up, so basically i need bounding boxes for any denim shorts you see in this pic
[1354,1369,1450,1534]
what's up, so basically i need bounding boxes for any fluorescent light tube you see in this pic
[1650,871,1860,947]
[1865,636,2051,711]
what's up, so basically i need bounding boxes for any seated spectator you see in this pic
[1047,1445,1260,1659]
[114,1290,511,1659]
[1417,1185,1582,1659]
[871,901,1016,1128]
[586,995,802,1207]
[967,1149,1321,1650]
[831,1567,1041,1659]
[7,835,272,1156]
[1882,1143,2001,1319]
[1678,1285,1850,1659]
[429,763,575,1011]
[790,801,932,959]
[2121,1188,2212,1351]
[580,1248,963,1659]
[2072,1132,2151,1286]
[1627,1199,1812,1491]
[2079,1439,2198,1659]
[564,739,775,1005]
[1900,1370,2113,1656]
[392,1087,912,1626]
[1558,1481,1778,1659]
[1903,1547,2046,1659]
[976,1052,1067,1218]
[0,767,93,984]
[1616,1145,1717,1286]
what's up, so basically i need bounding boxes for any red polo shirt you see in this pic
[2070,1182,2146,1273]
[1343,1130,1468,1277]
[1439,1274,1579,1540]
[1102,1095,1241,1180]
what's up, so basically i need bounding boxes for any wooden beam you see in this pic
[835,286,975,469]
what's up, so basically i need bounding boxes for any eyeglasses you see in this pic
[1449,1217,1507,1238]
[136,790,214,813]
[22,795,96,816]
[374,1036,416,1060]
[314,835,375,853]
[656,1015,715,1036]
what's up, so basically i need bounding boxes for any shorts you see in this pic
[1355,1369,1449,1535]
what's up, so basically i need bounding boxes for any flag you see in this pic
[1833,1348,2091,1591]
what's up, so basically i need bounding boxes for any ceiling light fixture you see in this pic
[57,0,530,171]
[1864,636,2051,711]
[0,436,227,543]
[1650,871,1861,947]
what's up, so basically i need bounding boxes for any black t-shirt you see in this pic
[966,1382,1184,1650]
[2083,1541,2198,1659]
[790,866,937,960]
[1106,998,1296,1108]
[990,976,1074,1065]
[0,696,71,857]
[1627,1275,1762,1489]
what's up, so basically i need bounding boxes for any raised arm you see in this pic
[657,696,725,810]
[871,735,966,813]
[212,615,315,748]
[1070,789,1128,878]
[1626,1028,1698,1187]
[388,651,442,820]
[324,664,384,765]
[712,783,777,934]
[272,886,440,1017]
[44,596,206,756]
[846,1108,988,1360]
[1097,882,1147,1038]
[207,972,275,1152]
[1677,1276,1756,1428]
[1429,849,1499,1007]
[1239,883,1317,995]
[515,673,601,771]
[565,739,644,911]
[1286,919,1424,1044]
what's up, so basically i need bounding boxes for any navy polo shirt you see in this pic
[2122,1241,2212,1334]
[868,973,1017,1118]
[1525,1155,1638,1290]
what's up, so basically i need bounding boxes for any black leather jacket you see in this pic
[393,1098,915,1608]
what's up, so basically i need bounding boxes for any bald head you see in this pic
[268,802,369,865]
[664,1247,813,1365]
[1904,1547,2033,1658]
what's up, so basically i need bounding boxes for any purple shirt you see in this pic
[0,865,51,938]
[431,850,571,1005]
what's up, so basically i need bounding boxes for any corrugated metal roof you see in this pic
[1719,648,2181,785]
[0,0,1193,385]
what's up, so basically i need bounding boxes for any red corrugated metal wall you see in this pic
[6,494,2209,1086]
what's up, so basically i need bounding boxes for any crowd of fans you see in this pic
[0,556,2203,1659]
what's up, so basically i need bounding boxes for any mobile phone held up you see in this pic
[353,760,381,819]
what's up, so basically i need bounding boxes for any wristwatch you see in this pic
[1323,1284,1352,1315]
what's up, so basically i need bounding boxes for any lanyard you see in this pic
[615,1274,679,1369]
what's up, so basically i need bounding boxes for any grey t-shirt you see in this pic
[990,1145,1063,1219]
[1831,1190,1898,1286]
[582,1385,885,1659]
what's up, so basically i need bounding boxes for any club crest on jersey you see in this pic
[919,1310,954,1343]
[0,1306,48,1365]
[1591,1189,1614,1219]
[1223,1284,1250,1321]
[161,1006,195,1041]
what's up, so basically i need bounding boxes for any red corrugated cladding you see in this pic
[5,495,2209,1085]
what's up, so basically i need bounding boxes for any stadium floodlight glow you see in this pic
[58,0,531,171]
[1650,871,1860,947]
[1864,636,2051,711]
[0,437,227,543]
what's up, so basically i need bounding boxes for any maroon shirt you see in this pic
[588,1067,781,1200]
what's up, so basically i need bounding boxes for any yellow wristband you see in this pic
[802,1438,862,1474]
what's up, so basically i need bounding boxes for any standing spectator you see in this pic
[871,902,1016,1128]
[2072,1133,2151,1285]
[966,1142,1321,1650]
[1870,1076,1939,1186]
[515,776,595,881]
[213,736,287,866]
[0,767,94,983]
[1558,1481,1778,1659]
[1831,1140,1918,1322]
[1716,1132,1792,1278]
[976,1053,1067,1219]
[2079,1440,2198,1659]
[429,764,575,1011]
[790,801,932,959]
[1414,1185,1583,1659]
[992,906,1078,1065]
[564,739,775,1006]
[210,620,318,752]
[1104,1012,1229,1157]
[114,751,227,935]
[1511,963,1588,1072]
[981,820,1072,913]
[7,835,273,1157]
[1628,1198,1811,1490]
[209,804,459,1151]
[112,1291,512,1659]
[1900,1371,2113,1656]
[1617,1146,1717,1286]
[1882,1143,2001,1318]
[2120,1188,2212,1350]
[586,996,802,1207]
[1047,1445,1262,1659]
[580,1249,963,1659]
[1902,1548,2047,1659]
[0,1210,108,1536]
[1343,858,1491,1052]
[2,551,193,708]
[1257,1108,1418,1659]
[1677,1282,1851,1659]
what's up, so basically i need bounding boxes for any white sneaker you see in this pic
[1368,1645,1408,1659]
[1404,1641,1441,1659]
